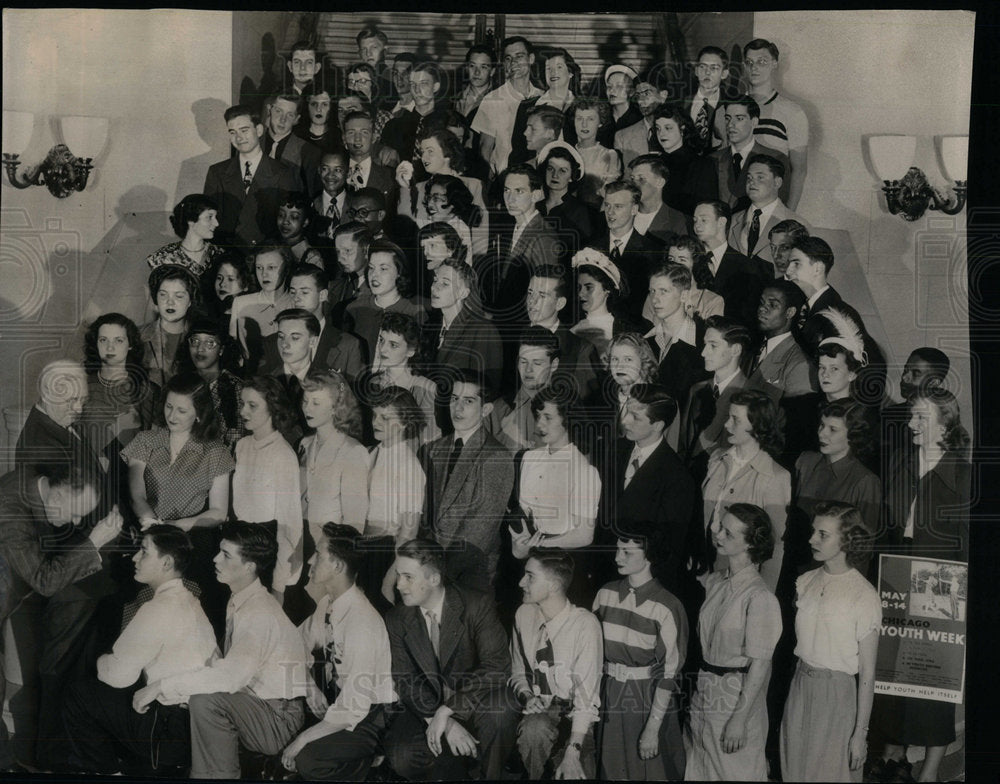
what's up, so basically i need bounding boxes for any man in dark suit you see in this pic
[683,46,732,155]
[714,96,791,212]
[203,104,302,250]
[421,371,514,591]
[693,199,774,327]
[312,151,348,240]
[378,62,441,162]
[628,154,687,245]
[727,154,809,265]
[785,235,887,407]
[600,384,696,593]
[590,180,666,321]
[262,94,323,199]
[480,164,562,332]
[343,111,397,209]
[383,539,517,782]
[327,221,373,328]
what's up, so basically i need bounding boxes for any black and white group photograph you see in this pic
[0,7,991,783]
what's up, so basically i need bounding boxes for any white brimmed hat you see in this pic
[537,141,585,180]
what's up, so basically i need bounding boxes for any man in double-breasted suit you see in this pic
[203,105,302,250]
[383,539,517,781]
[421,371,515,592]
[727,153,809,265]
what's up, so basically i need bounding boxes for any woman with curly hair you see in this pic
[539,142,594,252]
[570,95,622,209]
[364,386,427,605]
[686,503,782,781]
[82,312,158,454]
[416,221,468,300]
[395,128,488,255]
[343,239,425,360]
[872,388,970,782]
[420,174,479,264]
[232,376,303,611]
[359,311,440,444]
[175,318,247,447]
[780,501,881,783]
[702,389,791,590]
[650,104,718,215]
[203,251,255,329]
[146,194,223,278]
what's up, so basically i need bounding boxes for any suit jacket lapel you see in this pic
[437,588,464,672]
[439,427,484,511]
[404,607,441,676]
[222,157,244,196]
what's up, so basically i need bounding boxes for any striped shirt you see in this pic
[593,577,688,693]
[753,91,809,155]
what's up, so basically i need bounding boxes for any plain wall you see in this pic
[1,9,233,467]
[753,9,975,428]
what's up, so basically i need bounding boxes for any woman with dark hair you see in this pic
[510,386,602,560]
[202,251,254,328]
[421,174,479,263]
[650,104,718,215]
[872,388,970,782]
[141,264,202,388]
[121,373,233,533]
[364,386,427,605]
[416,221,468,301]
[175,318,247,447]
[593,518,689,780]
[686,503,782,781]
[570,95,622,209]
[667,236,725,320]
[569,248,637,361]
[702,389,791,590]
[145,194,222,278]
[359,311,439,444]
[343,238,424,360]
[395,128,488,256]
[299,82,343,153]
[540,141,594,249]
[82,312,158,453]
[780,502,881,783]
[232,376,303,610]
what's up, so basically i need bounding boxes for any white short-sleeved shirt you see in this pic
[471,80,542,173]
[519,443,601,537]
[793,566,881,675]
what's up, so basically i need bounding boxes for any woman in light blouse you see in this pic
[232,376,303,612]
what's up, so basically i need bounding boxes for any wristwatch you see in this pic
[568,741,583,752]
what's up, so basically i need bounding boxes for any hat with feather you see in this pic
[817,308,869,367]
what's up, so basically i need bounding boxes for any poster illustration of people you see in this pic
[876,554,967,704]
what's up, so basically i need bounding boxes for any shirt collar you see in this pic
[715,368,742,394]
[154,577,187,597]
[514,209,539,231]
[747,197,780,225]
[694,87,721,105]
[229,577,266,614]
[248,429,283,450]
[452,423,481,444]
[239,148,263,170]
[610,227,634,249]
[631,436,662,465]
[765,331,793,352]
[725,561,760,591]
[539,598,575,638]
[616,575,660,606]
[731,137,756,158]
[422,587,447,623]
[327,583,362,623]
[807,284,830,309]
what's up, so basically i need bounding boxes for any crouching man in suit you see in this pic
[383,539,517,781]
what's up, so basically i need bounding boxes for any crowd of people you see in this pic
[0,22,971,783]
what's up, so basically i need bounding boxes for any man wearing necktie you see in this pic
[686,46,732,154]
[510,552,602,779]
[383,539,517,781]
[713,95,791,213]
[313,151,348,239]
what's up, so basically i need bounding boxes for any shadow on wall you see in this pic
[76,185,174,343]
[175,97,233,203]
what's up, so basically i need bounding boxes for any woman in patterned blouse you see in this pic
[145,194,223,278]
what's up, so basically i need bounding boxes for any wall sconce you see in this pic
[869,134,968,221]
[2,113,108,198]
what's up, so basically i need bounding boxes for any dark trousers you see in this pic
[63,679,190,775]
[384,688,518,781]
[296,703,392,781]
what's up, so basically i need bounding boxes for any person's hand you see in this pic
[132,682,161,714]
[306,682,328,718]
[638,720,660,760]
[281,736,306,772]
[442,718,479,757]
[523,695,547,715]
[426,707,451,756]
[721,714,748,754]
[90,505,124,548]
[138,516,161,532]
[395,160,414,188]
[555,747,586,779]
[849,730,868,771]
[377,145,400,168]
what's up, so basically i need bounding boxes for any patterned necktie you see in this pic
[747,208,763,256]
[349,163,364,189]
[695,98,711,143]
[243,161,253,193]
[624,451,641,487]
[322,604,338,689]
[712,384,720,400]
[732,152,743,181]
[326,198,340,223]
[533,623,554,696]
[610,239,622,261]
[752,343,767,374]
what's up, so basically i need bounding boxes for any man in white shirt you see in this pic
[313,151,348,238]
[510,551,602,779]
[743,38,809,210]
[64,525,216,775]
[131,521,312,780]
[472,36,542,176]
[727,154,808,264]
[281,524,396,780]
[746,278,815,400]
